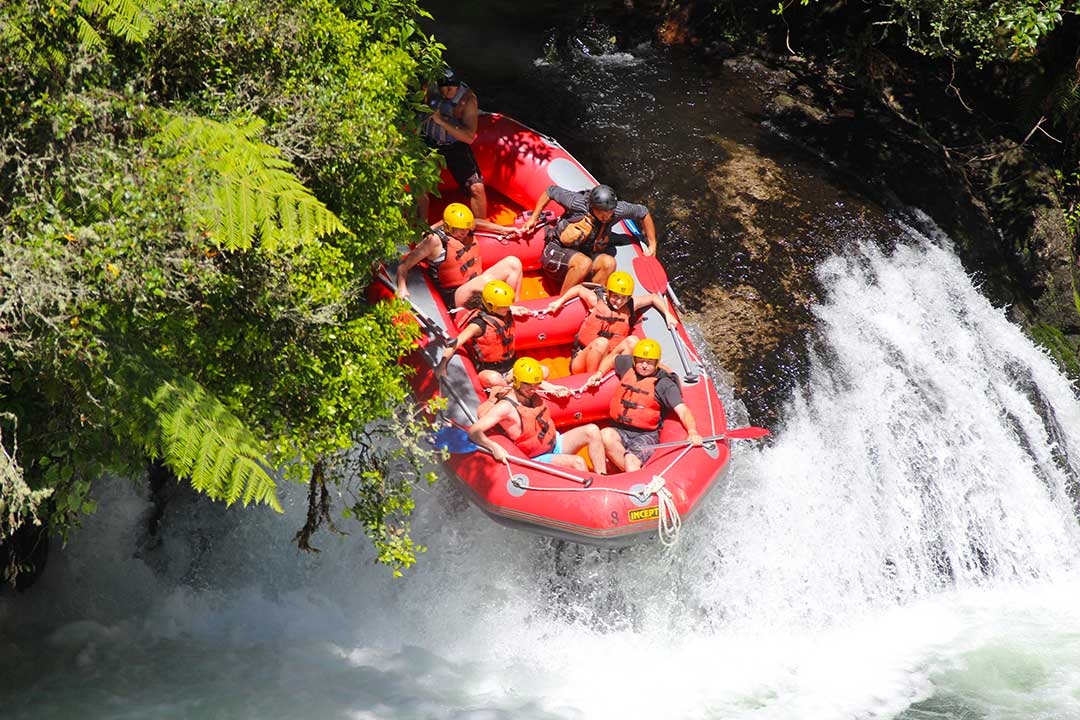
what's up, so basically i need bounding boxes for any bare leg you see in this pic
[478,369,508,388]
[601,427,641,473]
[547,453,587,471]
[452,257,524,307]
[558,424,607,474]
[560,253,593,294]
[595,336,637,372]
[571,337,609,374]
[467,181,488,221]
[590,254,616,287]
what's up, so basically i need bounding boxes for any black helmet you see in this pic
[437,67,462,87]
[589,184,617,211]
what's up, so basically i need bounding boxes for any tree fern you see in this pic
[146,376,283,513]
[74,14,107,53]
[1050,72,1080,129]
[153,115,350,252]
[78,0,157,44]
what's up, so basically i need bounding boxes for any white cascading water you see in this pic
[4,224,1080,719]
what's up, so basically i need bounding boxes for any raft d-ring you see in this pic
[703,440,720,459]
[627,483,652,507]
[536,332,547,341]
[508,473,529,497]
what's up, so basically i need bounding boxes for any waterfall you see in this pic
[680,229,1080,632]
[4,228,1080,719]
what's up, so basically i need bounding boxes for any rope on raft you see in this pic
[510,443,693,546]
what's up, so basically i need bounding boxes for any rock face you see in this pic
[638,0,1078,377]
[761,53,1077,366]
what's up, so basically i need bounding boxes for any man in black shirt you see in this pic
[589,338,702,472]
[520,184,657,293]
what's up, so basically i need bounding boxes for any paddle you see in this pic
[632,255,699,384]
[374,268,477,423]
[374,268,451,344]
[632,253,685,309]
[432,426,593,487]
[641,426,770,451]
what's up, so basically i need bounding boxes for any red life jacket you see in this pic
[430,227,482,288]
[462,308,515,365]
[489,388,557,457]
[609,369,667,430]
[576,289,634,347]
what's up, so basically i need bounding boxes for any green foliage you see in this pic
[145,376,282,511]
[773,0,1078,65]
[152,115,351,252]
[296,398,447,576]
[0,0,447,583]
[1059,167,1080,236]
[76,0,158,50]
[1030,323,1080,378]
[0,416,54,584]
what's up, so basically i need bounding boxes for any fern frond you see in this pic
[77,0,156,44]
[74,15,106,52]
[146,376,283,513]
[152,115,350,252]
[1052,77,1080,125]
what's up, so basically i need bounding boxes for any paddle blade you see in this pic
[632,255,669,294]
[724,426,770,440]
[432,426,479,454]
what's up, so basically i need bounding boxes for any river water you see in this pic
[4,13,1080,720]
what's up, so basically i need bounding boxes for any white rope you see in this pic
[508,443,693,547]
[640,475,681,547]
[641,444,692,546]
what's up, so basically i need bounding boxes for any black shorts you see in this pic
[437,142,483,192]
[541,242,583,281]
[613,424,660,464]
[475,357,515,375]
[541,240,617,281]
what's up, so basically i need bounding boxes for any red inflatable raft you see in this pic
[377,113,756,547]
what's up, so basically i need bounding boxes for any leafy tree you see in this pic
[0,0,448,582]
[773,0,1077,64]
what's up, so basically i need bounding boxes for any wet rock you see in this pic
[770,92,829,124]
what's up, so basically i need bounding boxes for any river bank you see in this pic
[634,0,1079,376]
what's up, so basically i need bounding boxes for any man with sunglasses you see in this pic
[590,339,703,472]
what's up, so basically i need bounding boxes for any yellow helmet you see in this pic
[481,280,514,312]
[512,357,544,387]
[632,338,662,361]
[443,203,475,230]
[606,271,635,297]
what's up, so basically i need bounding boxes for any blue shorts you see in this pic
[531,432,564,464]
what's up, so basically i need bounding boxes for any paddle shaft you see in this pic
[446,424,593,487]
[631,255,700,382]
[668,323,698,383]
[642,426,770,451]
